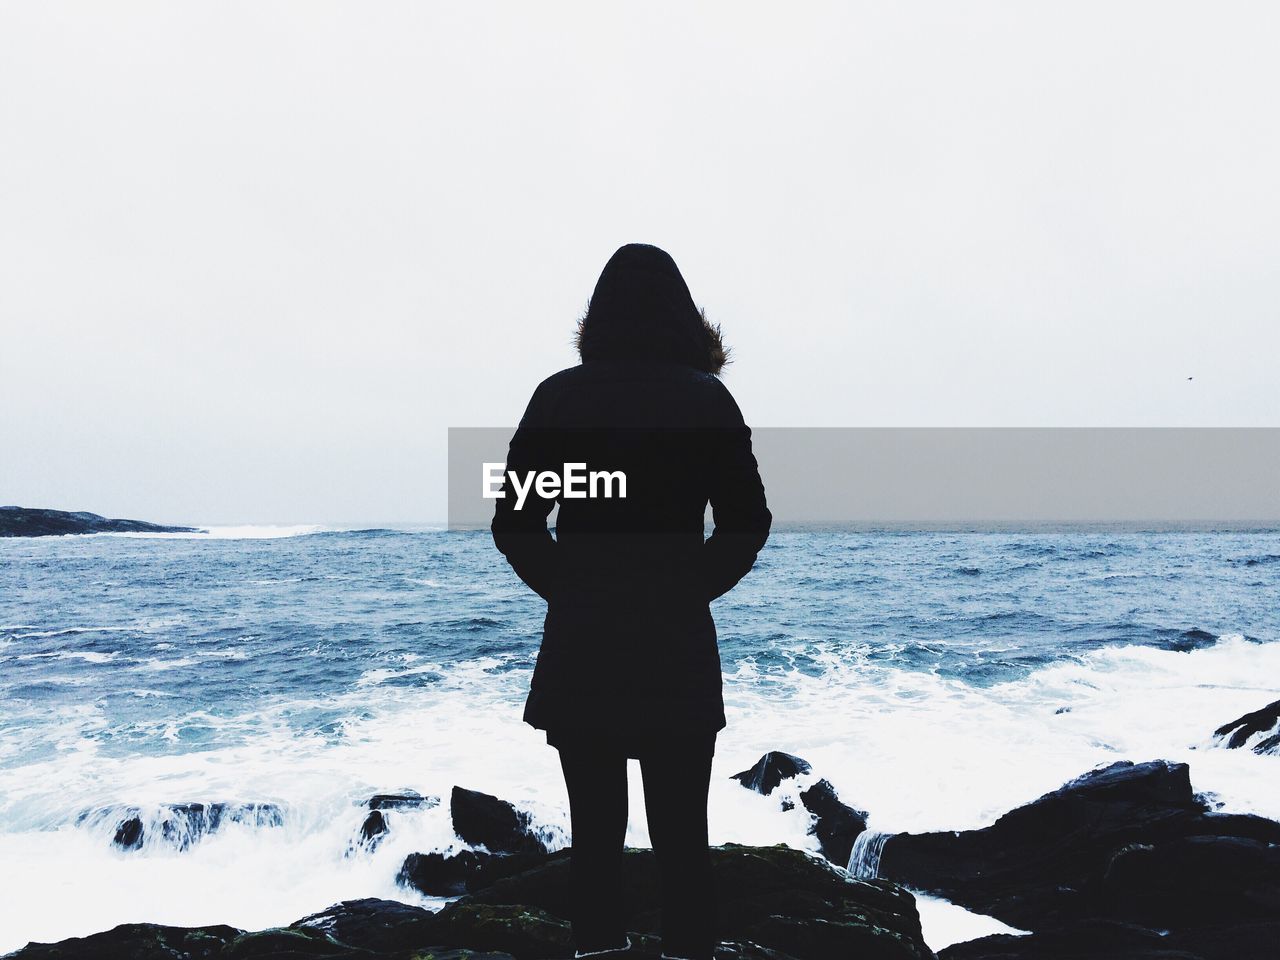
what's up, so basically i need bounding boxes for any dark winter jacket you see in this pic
[491,244,772,743]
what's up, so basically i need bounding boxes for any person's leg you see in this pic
[557,743,631,955]
[638,735,717,960]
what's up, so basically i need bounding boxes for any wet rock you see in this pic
[291,898,456,954]
[456,843,933,960]
[348,792,439,853]
[878,760,1280,932]
[397,849,549,897]
[355,810,388,850]
[8,844,931,960]
[421,903,577,959]
[938,918,1199,959]
[220,926,358,958]
[1213,698,1280,755]
[83,802,285,852]
[450,786,548,855]
[365,790,437,811]
[4,922,243,959]
[939,917,1280,960]
[303,897,794,960]
[798,777,867,868]
[1098,835,1280,929]
[1161,921,1280,960]
[113,815,144,850]
[730,752,812,796]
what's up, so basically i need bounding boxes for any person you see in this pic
[491,243,771,960]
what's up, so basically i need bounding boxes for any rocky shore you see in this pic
[6,723,1279,960]
[4,843,931,960]
[0,506,203,537]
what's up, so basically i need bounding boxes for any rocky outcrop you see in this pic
[349,792,439,853]
[365,791,437,812]
[397,850,547,897]
[1,922,245,959]
[939,918,1203,959]
[17,761,1278,960]
[0,506,203,537]
[797,778,867,868]
[450,786,549,856]
[1213,699,1280,755]
[77,802,284,852]
[939,917,1280,960]
[878,760,1280,939]
[730,753,868,869]
[292,898,478,954]
[6,844,934,960]
[454,843,932,960]
[731,752,812,796]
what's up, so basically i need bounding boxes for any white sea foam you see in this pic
[9,650,118,664]
[0,636,1276,953]
[107,524,328,539]
[913,894,1027,950]
[7,626,134,640]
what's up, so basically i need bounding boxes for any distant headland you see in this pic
[0,506,204,537]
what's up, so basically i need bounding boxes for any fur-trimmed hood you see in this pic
[574,243,729,375]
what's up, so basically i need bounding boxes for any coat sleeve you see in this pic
[701,388,772,602]
[491,383,563,602]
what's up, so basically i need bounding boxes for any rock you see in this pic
[4,922,243,959]
[220,926,360,958]
[348,793,439,853]
[0,506,203,537]
[1161,921,1280,960]
[307,897,792,960]
[937,918,1200,959]
[1213,699,1280,755]
[113,815,145,850]
[450,786,548,855]
[7,845,931,960]
[730,752,812,796]
[365,791,438,811]
[878,760,1280,932]
[939,917,1280,960]
[456,843,934,960]
[355,810,388,850]
[81,802,285,852]
[397,849,549,897]
[420,903,578,959]
[798,777,867,868]
[291,898,458,954]
[1098,835,1280,929]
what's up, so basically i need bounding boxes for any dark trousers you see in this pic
[556,736,717,960]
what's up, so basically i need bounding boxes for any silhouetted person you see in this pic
[492,243,771,960]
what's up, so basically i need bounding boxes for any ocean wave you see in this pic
[6,625,135,640]
[196,524,329,539]
[1236,554,1280,567]
[99,524,328,539]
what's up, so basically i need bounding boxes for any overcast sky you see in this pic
[2,2,1277,524]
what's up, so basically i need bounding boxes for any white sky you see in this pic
[2,2,1278,523]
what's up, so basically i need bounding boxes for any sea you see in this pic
[2,525,1279,954]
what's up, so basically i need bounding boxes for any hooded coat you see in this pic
[491,244,772,751]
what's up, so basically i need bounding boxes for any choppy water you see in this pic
[2,526,1278,952]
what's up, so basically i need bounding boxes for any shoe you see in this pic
[574,935,632,957]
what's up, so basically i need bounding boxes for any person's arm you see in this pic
[491,384,563,602]
[701,390,772,602]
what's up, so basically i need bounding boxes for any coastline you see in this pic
[6,743,1279,960]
